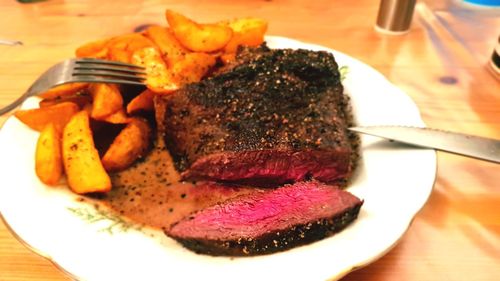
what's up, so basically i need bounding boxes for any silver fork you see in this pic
[0,58,146,115]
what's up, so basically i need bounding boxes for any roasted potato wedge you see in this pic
[15,102,80,131]
[35,123,63,185]
[126,89,155,114]
[166,10,233,52]
[220,53,236,65]
[39,83,88,100]
[143,25,188,67]
[223,18,267,53]
[108,48,131,64]
[89,83,123,120]
[62,111,111,194]
[39,93,91,109]
[131,47,178,93]
[75,38,109,58]
[102,117,151,171]
[101,109,130,124]
[172,52,216,84]
[106,33,156,63]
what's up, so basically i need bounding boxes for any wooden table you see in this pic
[0,0,498,280]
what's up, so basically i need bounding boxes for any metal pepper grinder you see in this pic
[375,0,417,35]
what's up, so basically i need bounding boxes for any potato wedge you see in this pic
[62,111,111,194]
[126,89,155,114]
[107,33,156,63]
[39,83,88,100]
[35,123,63,185]
[76,38,109,58]
[223,18,268,53]
[108,48,131,64]
[15,102,80,131]
[89,83,123,119]
[92,122,128,157]
[39,93,91,109]
[227,17,268,35]
[172,52,216,84]
[131,47,178,93]
[126,34,157,53]
[101,109,130,124]
[220,53,236,65]
[102,117,151,172]
[143,25,188,67]
[166,10,233,52]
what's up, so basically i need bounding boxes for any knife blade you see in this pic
[349,126,500,164]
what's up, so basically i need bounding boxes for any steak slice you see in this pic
[166,181,363,256]
[155,46,359,186]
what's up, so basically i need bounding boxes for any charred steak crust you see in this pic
[155,46,359,185]
[166,181,363,256]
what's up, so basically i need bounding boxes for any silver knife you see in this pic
[349,126,500,164]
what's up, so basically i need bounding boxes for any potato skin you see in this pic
[143,25,187,67]
[38,83,88,100]
[166,10,233,53]
[101,117,152,172]
[75,38,109,59]
[15,102,79,132]
[89,83,123,120]
[131,46,178,93]
[223,18,268,53]
[35,123,63,186]
[62,110,111,194]
[126,89,155,114]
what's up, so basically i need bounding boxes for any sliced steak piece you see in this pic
[166,181,363,256]
[155,46,359,186]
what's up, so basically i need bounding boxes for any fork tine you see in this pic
[72,76,145,86]
[73,70,145,80]
[74,64,146,75]
[0,58,149,116]
[73,58,146,85]
[75,58,144,69]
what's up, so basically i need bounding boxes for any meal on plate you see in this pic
[14,9,363,256]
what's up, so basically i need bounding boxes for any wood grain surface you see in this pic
[0,0,499,280]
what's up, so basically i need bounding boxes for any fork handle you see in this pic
[0,90,32,115]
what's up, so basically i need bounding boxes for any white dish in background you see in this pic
[0,36,436,281]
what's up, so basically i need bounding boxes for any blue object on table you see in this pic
[463,0,500,6]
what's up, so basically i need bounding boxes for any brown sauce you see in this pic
[97,144,256,231]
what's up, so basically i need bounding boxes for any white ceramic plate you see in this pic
[0,36,436,281]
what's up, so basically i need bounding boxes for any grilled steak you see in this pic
[166,181,363,256]
[155,45,359,186]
